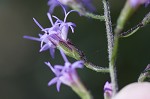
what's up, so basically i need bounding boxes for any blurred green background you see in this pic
[0,0,150,99]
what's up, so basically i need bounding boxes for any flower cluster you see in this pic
[45,56,84,91]
[24,6,76,58]
[44,49,84,91]
[23,0,150,98]
[24,4,86,92]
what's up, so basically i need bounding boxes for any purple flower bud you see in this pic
[129,0,150,7]
[104,81,112,97]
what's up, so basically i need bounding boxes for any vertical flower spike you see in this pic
[104,81,112,99]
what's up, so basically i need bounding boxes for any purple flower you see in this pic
[24,8,76,58]
[129,0,150,7]
[52,9,76,40]
[23,14,60,58]
[81,0,95,12]
[45,60,84,92]
[104,81,112,96]
[48,0,59,13]
[48,0,95,13]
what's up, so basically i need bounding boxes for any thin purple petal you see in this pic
[72,61,84,69]
[48,0,59,13]
[56,80,62,92]
[33,18,44,30]
[23,35,41,42]
[48,77,58,86]
[47,13,54,26]
[54,65,64,70]
[49,47,55,58]
[45,62,55,74]
[40,44,49,52]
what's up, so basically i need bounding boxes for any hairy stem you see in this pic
[84,62,109,73]
[84,12,105,21]
[58,40,109,73]
[103,0,118,96]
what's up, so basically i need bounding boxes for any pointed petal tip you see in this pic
[39,49,42,52]
[44,61,49,65]
[23,35,27,39]
[23,35,31,39]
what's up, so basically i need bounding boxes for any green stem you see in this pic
[103,0,118,96]
[71,79,93,99]
[68,3,105,21]
[120,23,142,37]
[120,11,150,38]
[115,1,135,33]
[110,32,119,96]
[84,12,105,21]
[85,62,109,73]
[138,64,150,82]
[104,93,111,99]
[103,0,113,61]
[58,40,109,73]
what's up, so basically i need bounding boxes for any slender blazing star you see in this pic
[23,15,60,58]
[45,50,84,92]
[24,7,77,58]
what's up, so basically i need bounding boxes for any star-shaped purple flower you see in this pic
[23,14,60,58]
[24,7,77,58]
[52,8,76,40]
[45,60,84,92]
